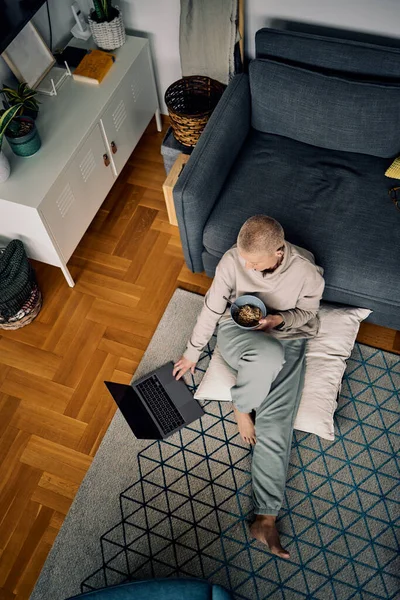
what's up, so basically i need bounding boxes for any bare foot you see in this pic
[233,405,256,445]
[250,515,290,559]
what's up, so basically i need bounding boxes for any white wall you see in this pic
[120,0,181,114]
[245,0,400,58]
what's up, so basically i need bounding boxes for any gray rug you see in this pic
[31,289,400,600]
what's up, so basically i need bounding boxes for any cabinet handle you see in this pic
[103,153,110,167]
[111,141,118,154]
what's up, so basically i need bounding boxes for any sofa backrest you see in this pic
[255,28,400,80]
[249,58,400,158]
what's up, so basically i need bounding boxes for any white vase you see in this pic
[0,150,10,183]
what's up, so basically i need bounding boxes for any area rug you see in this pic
[31,289,400,600]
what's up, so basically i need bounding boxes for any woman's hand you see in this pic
[173,356,197,380]
[256,314,283,331]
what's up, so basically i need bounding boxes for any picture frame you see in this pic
[1,22,55,89]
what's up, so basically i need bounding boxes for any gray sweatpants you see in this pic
[217,319,306,516]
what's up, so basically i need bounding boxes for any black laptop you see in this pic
[105,362,204,440]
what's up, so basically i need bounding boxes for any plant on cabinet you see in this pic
[88,0,126,50]
[1,99,42,158]
[1,82,40,121]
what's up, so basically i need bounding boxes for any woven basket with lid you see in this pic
[165,76,225,147]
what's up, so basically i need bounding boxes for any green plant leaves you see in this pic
[1,83,40,115]
[91,0,116,22]
[0,104,23,139]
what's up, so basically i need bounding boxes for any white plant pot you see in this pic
[0,150,10,183]
[88,7,126,50]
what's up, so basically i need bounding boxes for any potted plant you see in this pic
[1,83,40,121]
[0,105,21,182]
[88,0,126,50]
[5,115,42,158]
[0,101,41,158]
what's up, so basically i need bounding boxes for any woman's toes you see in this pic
[233,406,256,445]
[244,434,256,445]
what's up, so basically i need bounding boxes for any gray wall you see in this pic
[0,60,10,87]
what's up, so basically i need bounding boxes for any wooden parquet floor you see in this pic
[0,117,399,600]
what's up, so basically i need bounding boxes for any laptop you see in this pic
[105,362,204,440]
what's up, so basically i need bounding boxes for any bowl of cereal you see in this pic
[230,295,267,330]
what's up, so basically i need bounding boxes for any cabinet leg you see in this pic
[61,263,75,287]
[155,108,162,132]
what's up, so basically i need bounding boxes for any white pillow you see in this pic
[194,303,372,440]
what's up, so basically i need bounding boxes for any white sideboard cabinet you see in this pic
[0,36,161,286]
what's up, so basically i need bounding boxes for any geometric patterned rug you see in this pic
[80,337,400,600]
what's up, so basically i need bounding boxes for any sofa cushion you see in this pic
[203,129,400,322]
[249,58,400,157]
[255,27,400,79]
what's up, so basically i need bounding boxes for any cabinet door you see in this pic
[100,79,139,175]
[128,46,159,144]
[100,46,159,175]
[39,124,114,262]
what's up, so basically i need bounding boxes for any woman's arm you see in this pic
[183,257,234,362]
[277,268,325,330]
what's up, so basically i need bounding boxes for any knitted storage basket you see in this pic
[0,240,38,322]
[0,285,42,330]
[165,76,225,147]
[88,7,126,51]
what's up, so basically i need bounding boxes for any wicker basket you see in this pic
[0,285,42,330]
[165,76,225,147]
[88,7,126,51]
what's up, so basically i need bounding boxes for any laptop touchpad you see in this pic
[165,382,190,408]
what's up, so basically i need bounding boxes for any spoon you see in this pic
[223,296,240,311]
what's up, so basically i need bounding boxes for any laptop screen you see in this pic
[104,382,162,440]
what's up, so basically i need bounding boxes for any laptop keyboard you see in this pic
[136,376,185,435]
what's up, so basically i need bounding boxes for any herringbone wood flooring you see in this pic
[0,118,398,600]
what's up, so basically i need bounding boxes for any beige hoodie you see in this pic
[184,241,325,363]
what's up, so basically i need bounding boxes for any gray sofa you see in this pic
[173,28,400,331]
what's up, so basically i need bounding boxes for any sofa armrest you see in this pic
[173,74,251,272]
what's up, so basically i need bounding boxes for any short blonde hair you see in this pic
[237,215,284,255]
